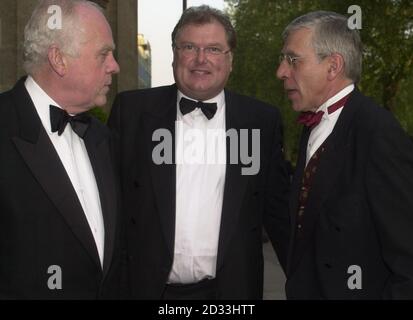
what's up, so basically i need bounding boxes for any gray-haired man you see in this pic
[277,11,413,299]
[0,0,122,299]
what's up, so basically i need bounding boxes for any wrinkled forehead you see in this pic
[282,27,314,54]
[176,21,228,46]
[76,5,115,46]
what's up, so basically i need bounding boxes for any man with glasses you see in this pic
[277,11,413,299]
[109,5,290,299]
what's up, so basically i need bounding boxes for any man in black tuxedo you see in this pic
[0,0,122,299]
[108,5,290,299]
[276,11,413,299]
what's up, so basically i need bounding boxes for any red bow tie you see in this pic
[297,94,350,129]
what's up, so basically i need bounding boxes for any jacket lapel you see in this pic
[289,89,361,274]
[83,120,118,275]
[287,126,310,274]
[143,86,177,260]
[11,78,102,269]
[216,90,250,270]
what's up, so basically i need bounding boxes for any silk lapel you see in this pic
[83,120,118,276]
[216,90,250,271]
[143,87,177,260]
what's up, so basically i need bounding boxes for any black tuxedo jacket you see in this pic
[286,89,413,299]
[108,84,290,299]
[0,78,123,299]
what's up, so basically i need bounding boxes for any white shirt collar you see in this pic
[316,84,355,115]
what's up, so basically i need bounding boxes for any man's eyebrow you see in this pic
[179,41,225,47]
[99,44,116,53]
[205,42,225,47]
[282,50,300,56]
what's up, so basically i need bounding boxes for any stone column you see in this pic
[0,0,38,92]
[106,0,139,112]
[16,0,37,78]
[0,0,18,93]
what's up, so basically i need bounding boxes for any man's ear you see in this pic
[47,46,67,77]
[327,53,345,81]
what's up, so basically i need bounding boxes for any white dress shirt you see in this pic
[25,76,105,267]
[306,84,355,165]
[168,90,226,284]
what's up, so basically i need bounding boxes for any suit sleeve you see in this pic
[366,114,413,299]
[263,108,291,273]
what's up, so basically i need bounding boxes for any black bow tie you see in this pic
[179,97,217,120]
[50,105,91,138]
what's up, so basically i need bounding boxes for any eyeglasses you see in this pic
[175,43,231,57]
[279,53,303,67]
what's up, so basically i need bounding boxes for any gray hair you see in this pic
[283,10,363,83]
[23,0,103,75]
[171,5,237,51]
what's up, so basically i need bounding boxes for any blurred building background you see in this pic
[137,33,151,88]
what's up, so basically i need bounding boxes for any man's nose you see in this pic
[107,52,120,74]
[276,60,290,80]
[195,48,208,64]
